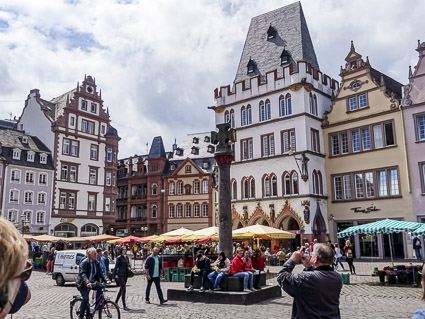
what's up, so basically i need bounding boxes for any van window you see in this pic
[76,253,85,265]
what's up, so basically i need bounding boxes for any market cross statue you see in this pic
[211,122,236,155]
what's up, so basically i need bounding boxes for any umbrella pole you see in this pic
[389,233,394,268]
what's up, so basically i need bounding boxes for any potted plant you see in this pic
[375,270,386,283]
[386,271,397,284]
[396,270,407,284]
[406,270,414,284]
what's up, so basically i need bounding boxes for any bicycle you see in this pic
[70,282,120,319]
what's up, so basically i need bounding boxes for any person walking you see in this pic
[145,247,167,304]
[334,244,345,271]
[343,240,356,275]
[112,246,130,311]
[277,244,342,319]
[75,248,109,319]
[414,236,423,261]
[46,248,55,275]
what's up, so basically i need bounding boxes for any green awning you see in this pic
[411,224,425,236]
[337,219,422,238]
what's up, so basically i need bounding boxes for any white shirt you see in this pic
[335,248,342,258]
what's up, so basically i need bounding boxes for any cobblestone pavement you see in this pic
[8,260,424,319]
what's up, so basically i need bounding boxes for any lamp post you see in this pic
[14,213,30,236]
[141,226,148,237]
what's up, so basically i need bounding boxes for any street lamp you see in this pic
[288,148,309,181]
[141,226,148,236]
[14,213,30,236]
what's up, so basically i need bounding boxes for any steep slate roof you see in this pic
[0,127,54,170]
[171,132,215,160]
[370,68,403,98]
[148,136,167,159]
[47,88,76,121]
[164,157,215,177]
[234,1,319,85]
[0,120,17,129]
[105,125,119,137]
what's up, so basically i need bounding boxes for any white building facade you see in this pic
[212,2,338,248]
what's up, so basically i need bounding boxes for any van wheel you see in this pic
[56,274,65,286]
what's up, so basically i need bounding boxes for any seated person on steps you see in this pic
[187,251,211,293]
[208,252,231,291]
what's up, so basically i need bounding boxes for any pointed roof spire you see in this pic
[76,82,79,93]
[409,65,413,78]
[84,74,87,81]
[380,74,386,87]
[366,56,370,65]
[100,89,102,99]
[350,40,355,52]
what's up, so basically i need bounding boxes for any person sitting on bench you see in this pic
[231,248,254,292]
[243,250,261,290]
[208,252,231,291]
[186,251,211,293]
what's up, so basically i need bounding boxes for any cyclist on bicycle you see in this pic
[76,248,110,319]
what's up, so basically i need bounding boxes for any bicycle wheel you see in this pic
[70,298,82,319]
[98,300,120,319]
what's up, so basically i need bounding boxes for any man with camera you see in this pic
[277,244,342,319]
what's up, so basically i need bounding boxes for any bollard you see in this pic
[342,273,350,285]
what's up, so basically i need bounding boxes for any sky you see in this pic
[0,0,424,158]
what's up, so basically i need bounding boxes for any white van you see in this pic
[52,250,115,286]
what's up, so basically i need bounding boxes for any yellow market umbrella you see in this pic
[80,234,120,242]
[233,224,296,239]
[161,227,195,236]
[106,239,120,244]
[149,235,176,243]
[192,226,219,236]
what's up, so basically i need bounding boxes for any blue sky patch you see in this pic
[0,19,9,31]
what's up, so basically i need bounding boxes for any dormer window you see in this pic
[280,49,291,65]
[247,58,256,75]
[193,137,199,144]
[191,147,199,155]
[176,148,183,156]
[170,164,176,171]
[40,154,47,164]
[202,161,209,169]
[204,136,210,143]
[207,145,215,153]
[267,24,277,40]
[13,149,20,160]
[350,61,358,70]
[27,152,34,162]
[22,136,28,144]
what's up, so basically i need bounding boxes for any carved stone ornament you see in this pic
[401,84,412,107]
[303,206,310,224]
[243,206,248,221]
[269,204,275,222]
[390,92,399,109]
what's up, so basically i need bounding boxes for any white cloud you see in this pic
[0,0,424,157]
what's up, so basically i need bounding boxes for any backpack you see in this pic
[347,249,353,258]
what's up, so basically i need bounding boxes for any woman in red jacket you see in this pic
[231,248,254,291]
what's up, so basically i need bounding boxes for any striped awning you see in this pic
[411,224,425,236]
[337,219,422,238]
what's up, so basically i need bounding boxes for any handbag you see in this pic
[127,267,134,278]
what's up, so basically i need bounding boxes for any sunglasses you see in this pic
[16,261,32,282]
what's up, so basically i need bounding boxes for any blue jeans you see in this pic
[415,248,423,260]
[335,257,344,270]
[145,277,164,301]
[233,272,253,289]
[208,271,226,288]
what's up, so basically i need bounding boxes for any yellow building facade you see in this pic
[324,42,414,259]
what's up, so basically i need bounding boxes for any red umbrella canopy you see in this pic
[115,236,143,244]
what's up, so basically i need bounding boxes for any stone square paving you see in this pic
[8,260,425,319]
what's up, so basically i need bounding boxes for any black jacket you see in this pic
[112,254,129,278]
[76,258,107,290]
[277,260,342,319]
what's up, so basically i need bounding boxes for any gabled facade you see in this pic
[324,42,413,258]
[113,136,167,236]
[165,133,216,232]
[0,128,55,234]
[212,3,338,249]
[402,40,425,231]
[17,75,120,237]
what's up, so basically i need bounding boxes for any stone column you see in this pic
[215,154,233,260]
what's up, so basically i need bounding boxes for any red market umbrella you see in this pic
[115,236,144,244]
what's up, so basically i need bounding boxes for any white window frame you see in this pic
[25,171,35,184]
[106,172,112,186]
[202,204,208,217]
[12,149,20,160]
[194,204,200,217]
[9,189,20,204]
[169,205,174,218]
[10,169,21,183]
[37,192,47,205]
[24,191,34,204]
[88,194,96,211]
[151,205,157,218]
[36,211,45,224]
[27,152,34,162]
[194,181,200,194]
[40,154,47,164]
[202,180,208,194]
[7,209,17,222]
[169,182,175,195]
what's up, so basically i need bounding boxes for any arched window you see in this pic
[309,93,313,114]
[312,170,318,194]
[241,106,247,126]
[286,93,292,115]
[259,101,265,122]
[313,94,318,116]
[279,95,285,117]
[151,183,158,195]
[292,172,299,195]
[250,178,255,199]
[264,176,270,197]
[232,180,237,200]
[151,204,157,218]
[318,171,323,195]
[283,173,291,195]
[243,179,249,199]
[271,176,277,196]
[265,99,271,120]
[224,110,230,123]
[230,109,235,128]
[81,224,99,237]
[247,105,252,124]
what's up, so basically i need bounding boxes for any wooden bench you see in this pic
[184,272,266,291]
